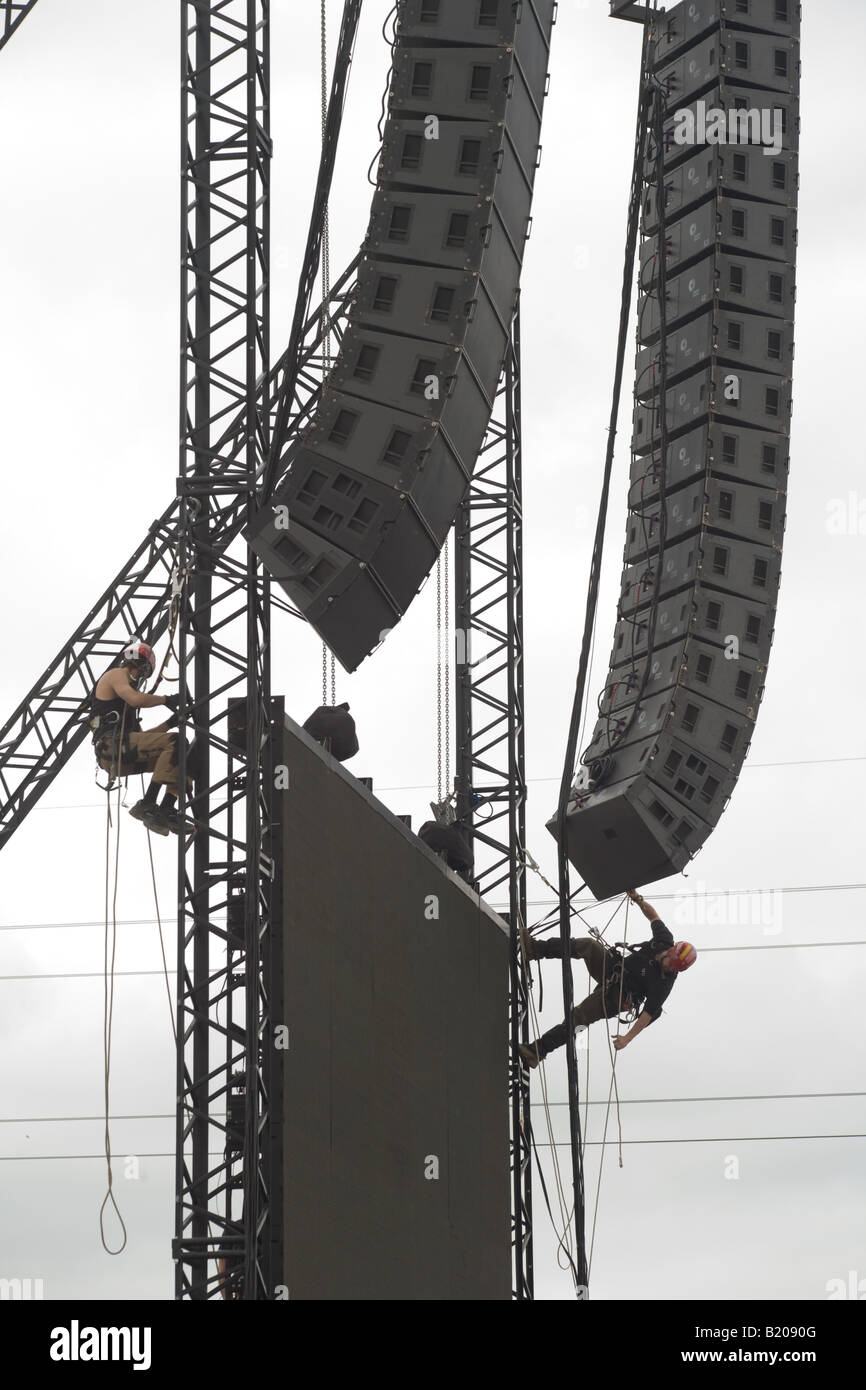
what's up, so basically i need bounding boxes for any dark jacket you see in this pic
[621,918,676,1022]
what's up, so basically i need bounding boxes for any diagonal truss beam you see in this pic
[0,261,357,852]
[0,0,39,53]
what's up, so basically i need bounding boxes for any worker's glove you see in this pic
[161,692,183,728]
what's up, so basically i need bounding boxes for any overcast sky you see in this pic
[0,0,864,1303]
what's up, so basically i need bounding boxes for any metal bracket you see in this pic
[610,1,662,21]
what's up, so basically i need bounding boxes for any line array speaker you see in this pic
[246,0,557,671]
[550,0,800,898]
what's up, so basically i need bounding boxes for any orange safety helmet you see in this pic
[669,941,697,972]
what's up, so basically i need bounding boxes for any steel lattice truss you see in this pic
[172,0,275,1300]
[0,0,39,52]
[0,264,356,854]
[455,319,533,1299]
[0,0,533,1299]
[0,518,178,844]
[0,0,354,1295]
[173,0,360,1300]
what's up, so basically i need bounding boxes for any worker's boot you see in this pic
[129,800,170,836]
[160,807,189,836]
[518,1042,542,1070]
[519,925,536,963]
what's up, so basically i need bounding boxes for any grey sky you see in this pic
[0,0,863,1302]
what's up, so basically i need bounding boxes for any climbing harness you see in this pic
[90,697,140,792]
[586,926,640,1027]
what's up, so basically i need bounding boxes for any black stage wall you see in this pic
[277,712,511,1299]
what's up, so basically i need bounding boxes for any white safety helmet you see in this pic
[122,639,156,678]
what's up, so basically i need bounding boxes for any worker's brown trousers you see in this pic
[97,722,181,794]
[531,937,631,1057]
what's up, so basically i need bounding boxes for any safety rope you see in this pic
[588,900,631,1278]
[444,536,450,794]
[321,0,336,706]
[576,609,598,773]
[436,555,443,802]
[517,924,580,1289]
[151,563,186,694]
[139,792,217,1290]
[432,538,452,808]
[320,0,330,363]
[521,848,561,901]
[141,775,177,1044]
[577,895,626,1167]
[592,64,671,766]
[99,705,129,1256]
[551,8,656,1294]
[519,888,634,1290]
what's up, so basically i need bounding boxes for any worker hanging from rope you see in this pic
[519,890,696,1067]
[89,638,190,835]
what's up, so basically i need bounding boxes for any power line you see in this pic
[532,1135,866,1148]
[0,1153,222,1161]
[735,754,866,771]
[0,917,167,932]
[0,1113,192,1124]
[0,970,169,981]
[684,942,866,954]
[3,941,866,980]
[385,752,864,787]
[4,1136,864,1160]
[4,881,866,932]
[506,881,866,911]
[531,1092,866,1109]
[18,751,866,816]
[3,1092,862,1124]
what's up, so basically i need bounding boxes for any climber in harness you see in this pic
[89,639,186,835]
[518,889,696,1067]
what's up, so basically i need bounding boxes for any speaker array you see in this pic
[247,0,557,671]
[552,0,801,898]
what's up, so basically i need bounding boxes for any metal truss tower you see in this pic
[171,0,275,1301]
[173,0,363,1293]
[0,0,532,1300]
[0,0,358,1295]
[454,315,532,1300]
